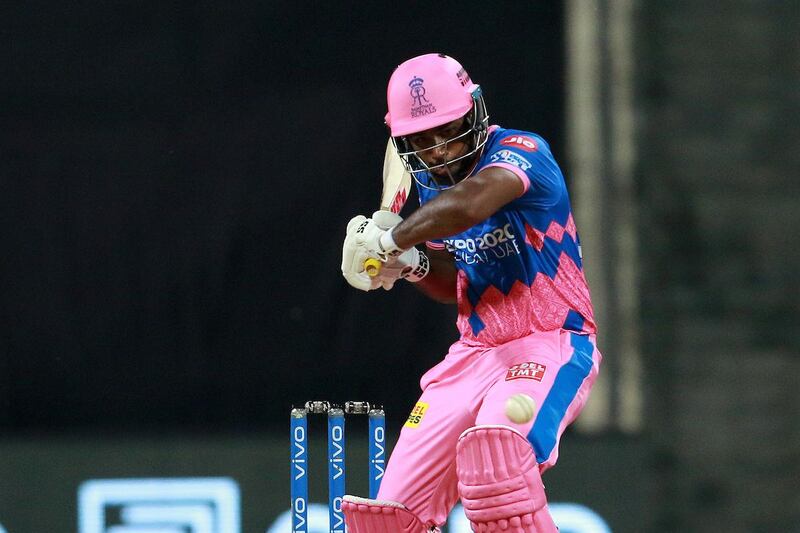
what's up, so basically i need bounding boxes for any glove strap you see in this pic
[378,228,403,259]
[402,249,430,283]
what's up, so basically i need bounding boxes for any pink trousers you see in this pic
[376,329,601,527]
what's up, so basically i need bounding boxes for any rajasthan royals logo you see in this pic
[409,76,436,118]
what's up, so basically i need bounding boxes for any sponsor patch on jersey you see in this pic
[500,135,538,152]
[506,362,547,382]
[404,401,429,428]
[489,149,532,171]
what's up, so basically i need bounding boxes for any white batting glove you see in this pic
[371,209,403,231]
[342,215,371,287]
[368,210,428,284]
[372,247,430,290]
[344,245,430,291]
[353,217,403,262]
[341,213,429,291]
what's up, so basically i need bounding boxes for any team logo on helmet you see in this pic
[409,76,437,118]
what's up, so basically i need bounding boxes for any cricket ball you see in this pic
[504,393,536,424]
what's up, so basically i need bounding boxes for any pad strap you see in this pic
[342,495,432,533]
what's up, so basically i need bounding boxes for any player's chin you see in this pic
[442,161,466,179]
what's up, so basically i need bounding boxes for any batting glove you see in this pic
[341,213,429,291]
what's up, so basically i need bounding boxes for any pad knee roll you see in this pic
[456,425,557,532]
[342,495,431,533]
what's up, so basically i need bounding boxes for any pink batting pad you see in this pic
[342,495,433,533]
[456,426,558,532]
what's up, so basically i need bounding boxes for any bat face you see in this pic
[380,139,412,214]
[364,139,412,278]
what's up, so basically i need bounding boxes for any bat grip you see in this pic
[364,258,382,277]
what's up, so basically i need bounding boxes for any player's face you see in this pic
[405,117,473,182]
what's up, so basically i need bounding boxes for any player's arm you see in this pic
[412,247,458,304]
[390,167,524,250]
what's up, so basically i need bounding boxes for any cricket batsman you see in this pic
[340,53,602,532]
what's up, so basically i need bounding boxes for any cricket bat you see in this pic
[364,139,412,277]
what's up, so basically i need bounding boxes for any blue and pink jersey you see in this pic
[418,126,595,346]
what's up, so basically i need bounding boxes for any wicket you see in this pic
[290,401,386,533]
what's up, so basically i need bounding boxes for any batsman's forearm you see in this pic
[389,167,524,250]
[391,194,483,250]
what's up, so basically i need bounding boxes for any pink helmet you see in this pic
[385,53,481,136]
[384,54,490,188]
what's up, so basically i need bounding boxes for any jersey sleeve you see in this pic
[481,133,563,209]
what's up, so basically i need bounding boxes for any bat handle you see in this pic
[364,258,382,277]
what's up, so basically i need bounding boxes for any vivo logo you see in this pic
[371,426,385,481]
[329,426,344,480]
[292,497,307,533]
[292,426,307,480]
[330,497,344,533]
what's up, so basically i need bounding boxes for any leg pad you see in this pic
[342,495,431,533]
[456,425,558,532]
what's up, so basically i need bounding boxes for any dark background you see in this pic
[2,2,799,532]
[1,2,564,432]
